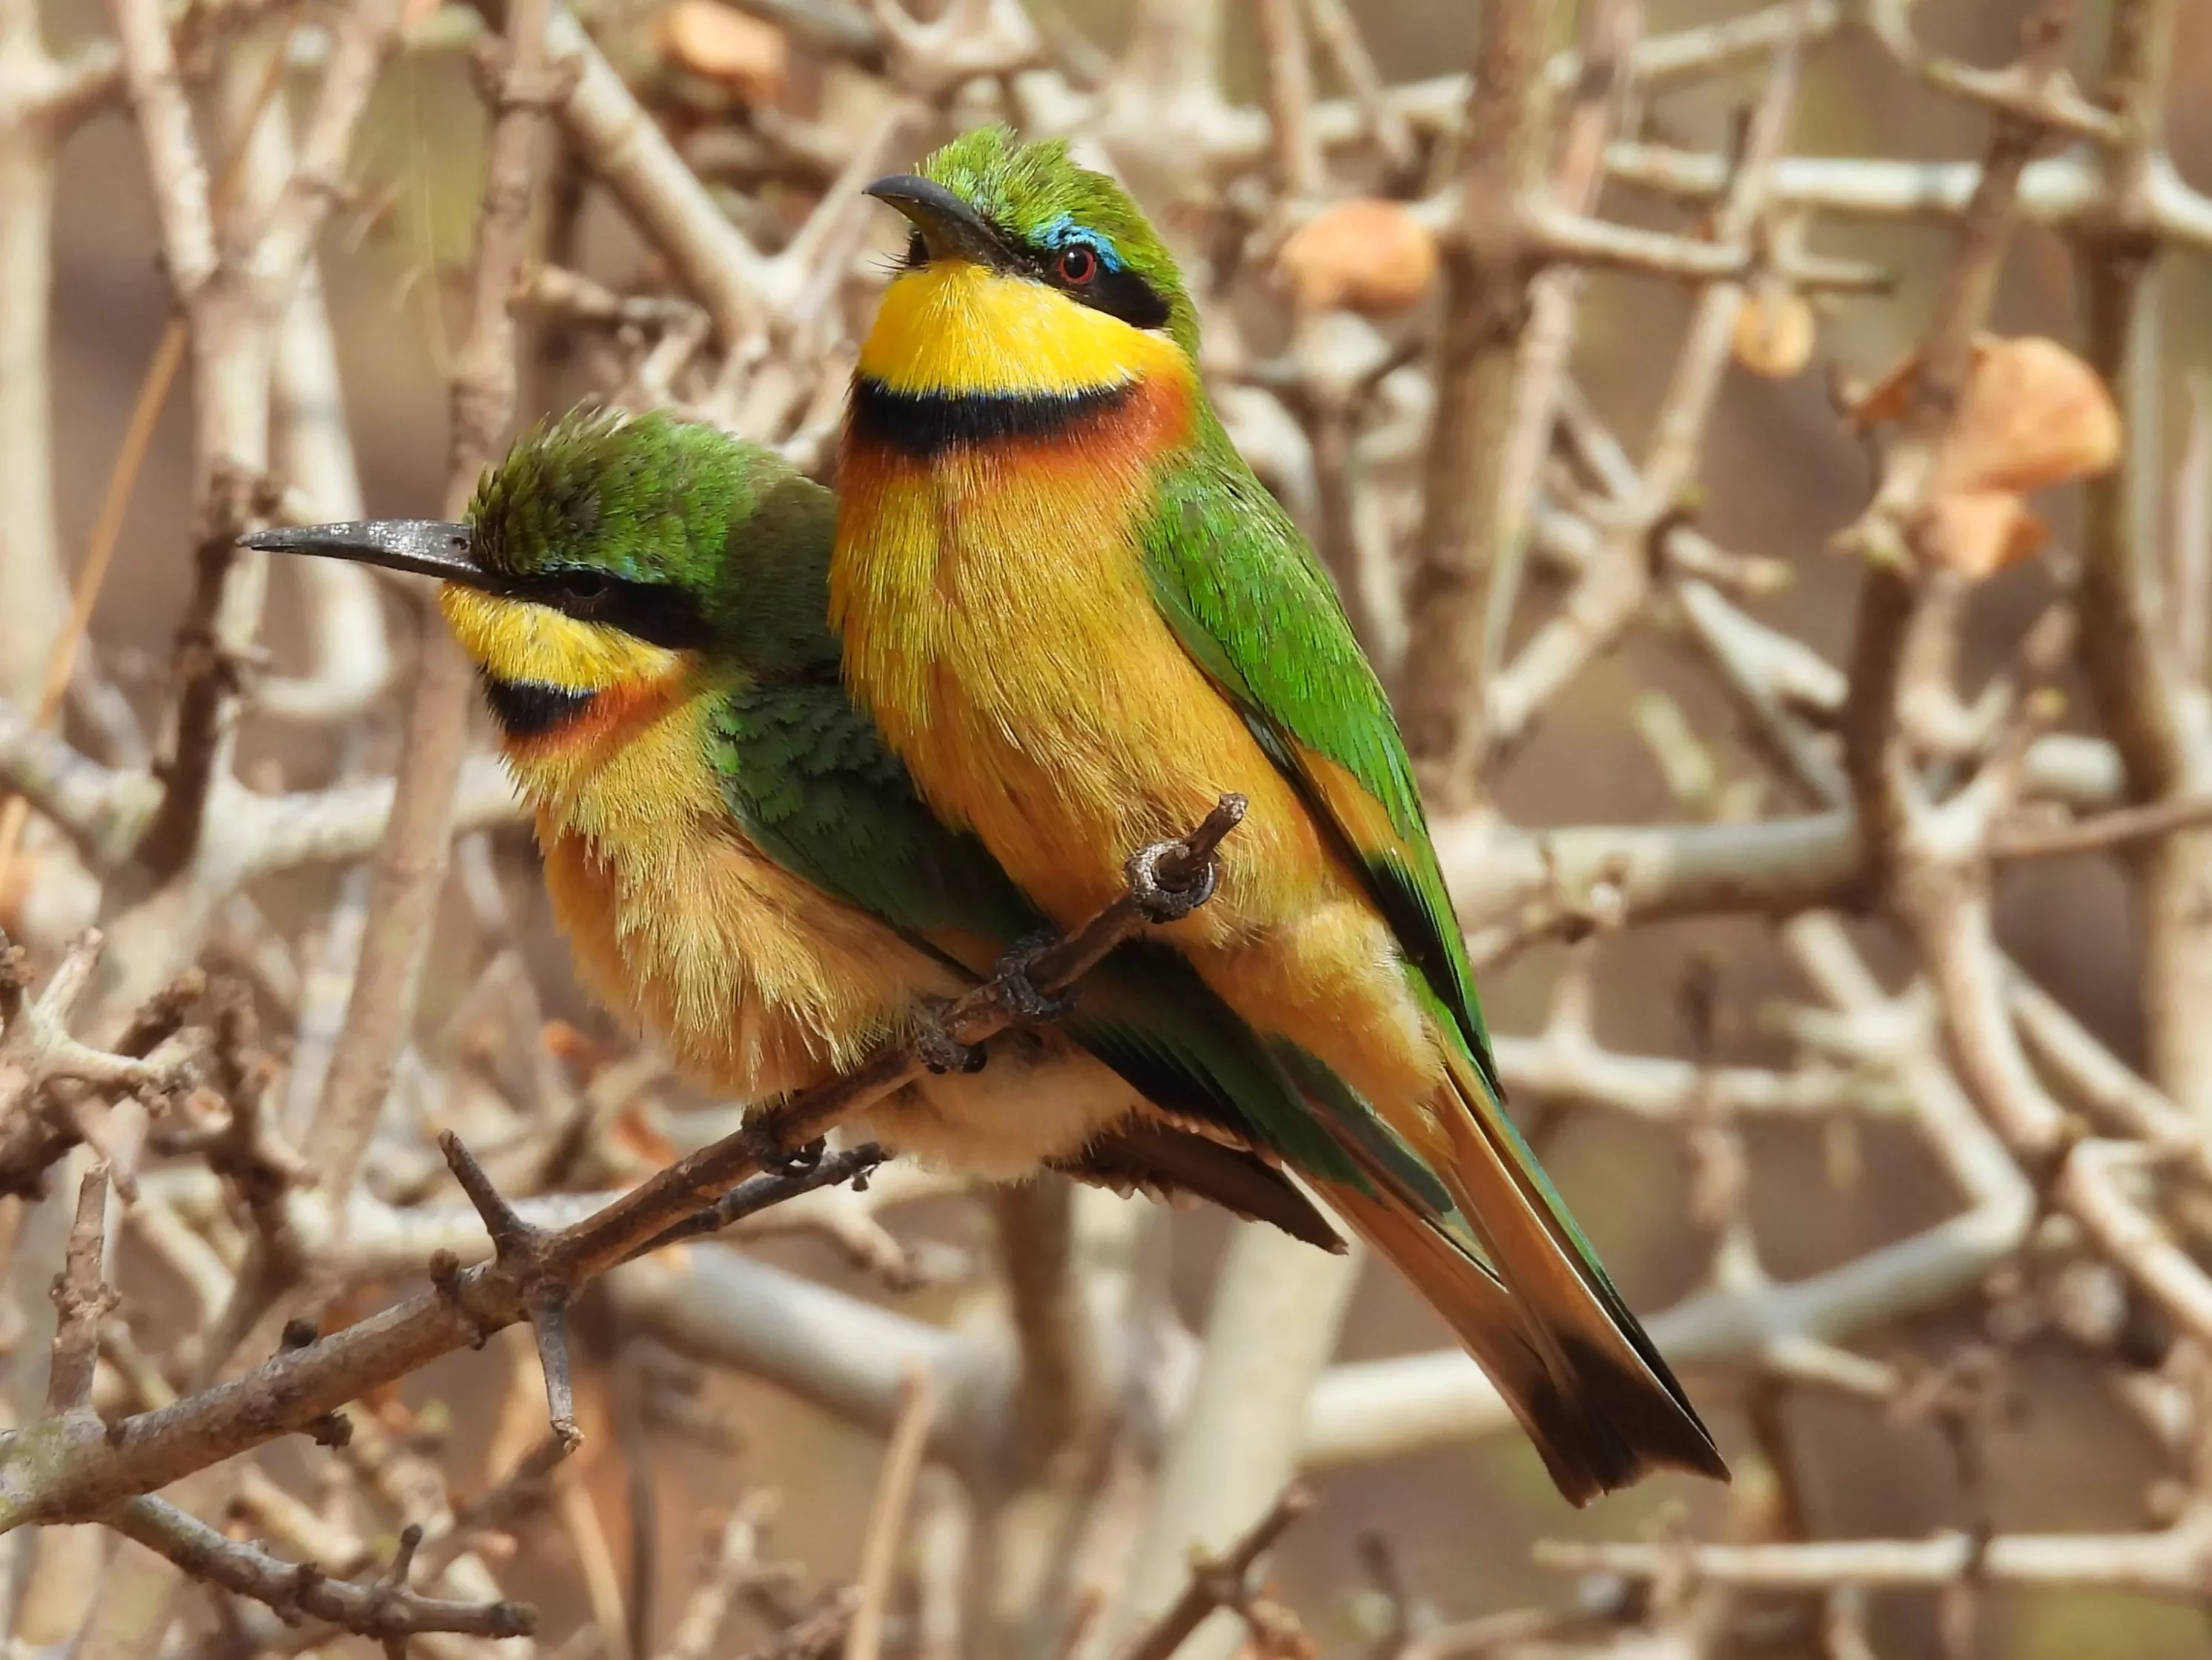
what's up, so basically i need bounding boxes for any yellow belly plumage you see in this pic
[835,395,1445,1117]
[444,582,1145,1174]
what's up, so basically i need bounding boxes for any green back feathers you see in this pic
[1139,434,1499,1093]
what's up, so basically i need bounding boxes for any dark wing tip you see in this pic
[1055,1122,1345,1251]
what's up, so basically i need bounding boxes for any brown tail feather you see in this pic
[1318,1177,1698,1505]
[1421,1050,1727,1498]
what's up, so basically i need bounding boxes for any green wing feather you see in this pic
[1136,430,1597,1193]
[1138,435,1497,1091]
[711,677,1039,948]
[1139,424,1731,1498]
[706,679,1380,1191]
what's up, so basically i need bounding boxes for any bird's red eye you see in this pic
[1056,245,1098,285]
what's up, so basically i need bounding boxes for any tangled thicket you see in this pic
[2,0,2211,1656]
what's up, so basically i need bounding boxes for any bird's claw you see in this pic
[739,1128,829,1179]
[770,1136,827,1177]
[1125,837,1219,923]
[913,999,987,1075]
[991,932,1079,1022]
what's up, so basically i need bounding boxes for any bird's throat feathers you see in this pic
[438,583,697,785]
[852,260,1193,449]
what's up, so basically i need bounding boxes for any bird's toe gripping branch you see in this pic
[1125,793,1248,923]
[913,999,990,1074]
[907,794,1248,1075]
[990,931,1082,1022]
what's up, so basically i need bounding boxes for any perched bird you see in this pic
[833,126,1729,1503]
[242,408,1342,1248]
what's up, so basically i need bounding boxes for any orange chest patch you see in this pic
[832,388,1340,938]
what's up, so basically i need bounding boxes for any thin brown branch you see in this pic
[0,801,1243,1528]
[1115,1483,1316,1660]
[44,1163,114,1412]
[0,932,196,1189]
[540,7,765,343]
[2068,0,2208,1119]
[1397,0,1552,802]
[1836,0,2079,887]
[109,1501,535,1641]
[656,1495,780,1660]
[1484,0,1813,753]
[990,1180,1102,1473]
[846,1366,938,1660]
[1253,0,1320,202]
[1990,793,2212,861]
[1299,0,1410,169]
[97,0,403,1020]
[0,960,199,1200]
[1534,1514,2212,1598]
[302,0,558,1206]
[0,0,72,712]
[1479,0,1640,690]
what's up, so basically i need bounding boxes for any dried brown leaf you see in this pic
[660,0,787,104]
[1936,334,2122,497]
[1732,287,1816,378]
[1850,334,2119,578]
[1277,199,1437,317]
[1924,490,2050,579]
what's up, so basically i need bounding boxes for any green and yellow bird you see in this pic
[833,126,1728,1501]
[242,408,1345,1247]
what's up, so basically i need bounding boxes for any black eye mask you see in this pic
[1020,235,1171,332]
[511,567,712,651]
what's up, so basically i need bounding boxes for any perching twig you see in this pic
[0,802,1244,1529]
[110,1498,536,1641]
[623,1143,891,1261]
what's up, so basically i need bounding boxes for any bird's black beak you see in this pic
[864,173,1013,270]
[239,520,504,592]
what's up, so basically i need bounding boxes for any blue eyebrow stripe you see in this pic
[1036,212,1125,271]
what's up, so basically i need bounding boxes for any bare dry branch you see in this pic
[110,1503,537,1641]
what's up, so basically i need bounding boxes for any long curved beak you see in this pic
[239,520,500,591]
[864,173,1013,270]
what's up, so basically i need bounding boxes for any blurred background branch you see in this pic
[1,0,2211,1657]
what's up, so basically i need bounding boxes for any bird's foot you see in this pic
[990,931,1079,1022]
[764,1135,827,1178]
[1125,836,1220,923]
[913,998,987,1075]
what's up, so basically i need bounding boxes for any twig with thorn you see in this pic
[439,1130,586,1452]
[623,1143,890,1261]
[110,1498,535,1642]
[0,801,1246,1528]
[46,1161,117,1412]
[1117,1483,1317,1660]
